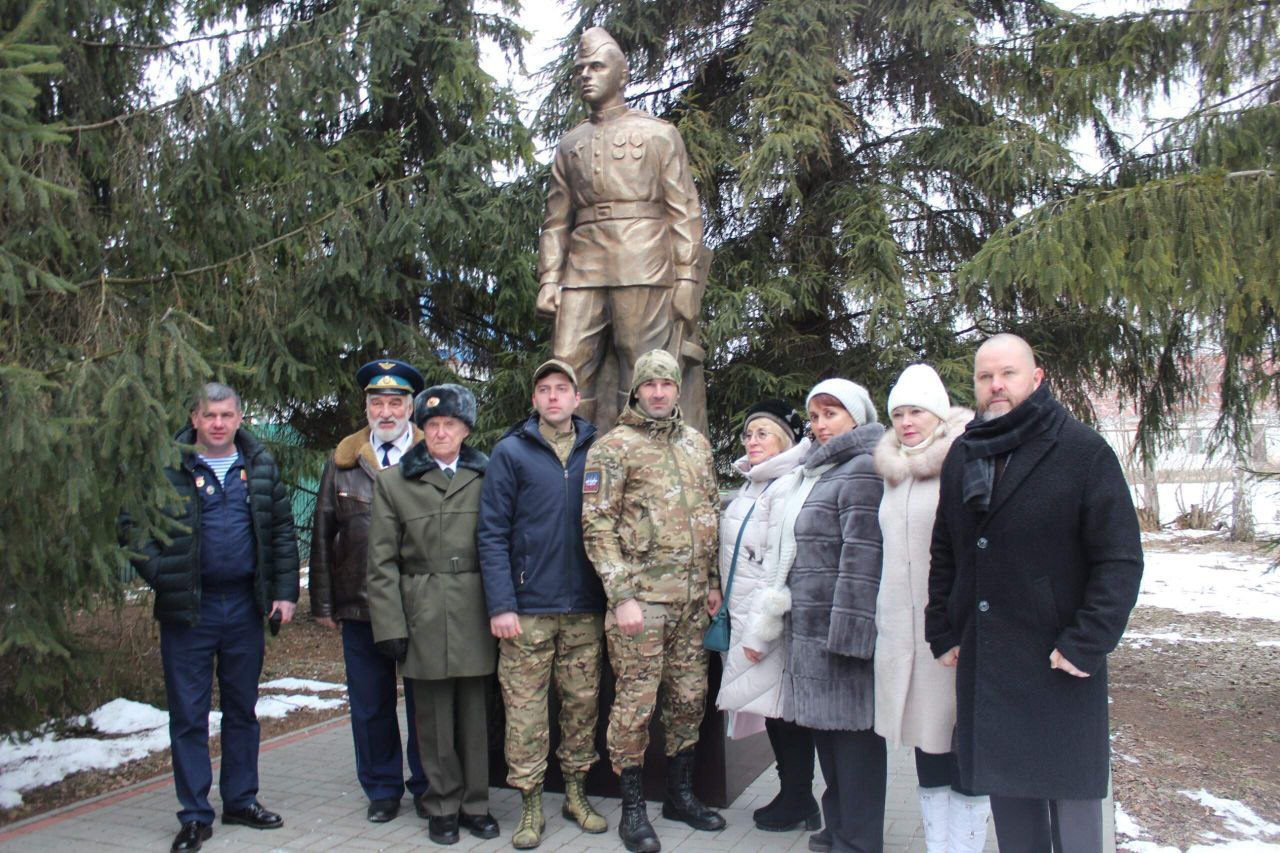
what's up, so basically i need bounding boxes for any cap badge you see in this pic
[378,362,397,369]
[426,396,440,408]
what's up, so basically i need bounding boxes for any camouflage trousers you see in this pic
[604,598,709,773]
[498,612,604,792]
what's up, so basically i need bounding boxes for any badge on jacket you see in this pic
[583,469,601,494]
[195,475,205,489]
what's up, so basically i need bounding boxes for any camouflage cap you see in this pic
[577,26,623,61]
[532,358,578,388]
[630,348,681,392]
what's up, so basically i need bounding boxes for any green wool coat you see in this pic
[366,441,497,680]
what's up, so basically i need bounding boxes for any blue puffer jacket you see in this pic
[478,414,606,616]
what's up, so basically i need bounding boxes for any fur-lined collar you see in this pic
[873,406,972,485]
[399,441,488,479]
[333,425,424,470]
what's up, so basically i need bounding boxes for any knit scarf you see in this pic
[957,382,1062,512]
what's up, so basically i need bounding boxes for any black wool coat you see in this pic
[925,406,1142,800]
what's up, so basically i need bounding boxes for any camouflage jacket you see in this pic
[582,402,720,607]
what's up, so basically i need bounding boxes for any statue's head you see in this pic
[573,27,627,108]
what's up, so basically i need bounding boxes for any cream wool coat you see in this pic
[714,438,810,718]
[872,406,971,753]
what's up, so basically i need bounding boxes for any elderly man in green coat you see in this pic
[367,383,498,846]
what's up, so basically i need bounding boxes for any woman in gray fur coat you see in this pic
[751,378,886,853]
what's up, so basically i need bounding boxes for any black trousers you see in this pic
[812,728,887,853]
[765,716,815,788]
[914,748,979,796]
[989,796,1103,853]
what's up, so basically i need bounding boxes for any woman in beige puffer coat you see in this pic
[872,364,988,852]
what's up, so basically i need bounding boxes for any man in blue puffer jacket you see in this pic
[478,359,608,849]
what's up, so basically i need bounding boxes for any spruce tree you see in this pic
[536,0,1278,465]
[0,0,542,729]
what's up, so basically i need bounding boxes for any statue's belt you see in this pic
[573,201,665,226]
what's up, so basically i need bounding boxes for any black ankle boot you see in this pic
[660,749,726,831]
[753,784,821,831]
[618,766,660,852]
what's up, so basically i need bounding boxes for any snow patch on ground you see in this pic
[1143,529,1226,542]
[1181,789,1280,839]
[1257,640,1280,648]
[0,685,347,808]
[1139,550,1280,622]
[255,694,346,719]
[259,678,345,693]
[1123,632,1235,646]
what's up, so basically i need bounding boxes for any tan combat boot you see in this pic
[562,771,608,833]
[513,786,544,849]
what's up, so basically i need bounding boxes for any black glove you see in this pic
[376,638,409,663]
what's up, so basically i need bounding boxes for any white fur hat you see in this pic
[807,378,878,426]
[886,363,951,421]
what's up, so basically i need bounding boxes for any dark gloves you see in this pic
[375,638,409,663]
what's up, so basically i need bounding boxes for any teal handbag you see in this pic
[704,501,756,653]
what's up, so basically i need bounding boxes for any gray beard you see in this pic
[371,420,409,443]
[980,410,1002,422]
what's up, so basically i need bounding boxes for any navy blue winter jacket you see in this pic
[478,414,606,616]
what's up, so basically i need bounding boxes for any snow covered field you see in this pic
[0,680,345,809]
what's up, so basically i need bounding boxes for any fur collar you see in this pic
[399,441,488,479]
[873,406,972,485]
[333,425,424,469]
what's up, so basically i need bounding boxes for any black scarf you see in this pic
[957,382,1062,512]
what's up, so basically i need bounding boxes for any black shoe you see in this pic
[171,821,212,852]
[428,814,460,845]
[221,802,283,830]
[459,812,499,839]
[367,798,401,823]
[618,766,661,853]
[753,785,821,832]
[414,793,430,820]
[808,828,832,852]
[660,749,726,831]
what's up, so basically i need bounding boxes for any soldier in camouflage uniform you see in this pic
[478,360,609,849]
[581,349,725,853]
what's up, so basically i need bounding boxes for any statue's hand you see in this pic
[672,278,698,322]
[535,282,560,318]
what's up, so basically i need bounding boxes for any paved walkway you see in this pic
[0,710,997,852]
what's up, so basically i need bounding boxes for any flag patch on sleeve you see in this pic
[583,469,601,494]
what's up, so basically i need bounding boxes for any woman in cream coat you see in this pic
[873,364,988,852]
[713,399,819,833]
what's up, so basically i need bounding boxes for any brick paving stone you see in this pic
[0,708,1011,852]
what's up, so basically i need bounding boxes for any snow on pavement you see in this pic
[0,685,347,809]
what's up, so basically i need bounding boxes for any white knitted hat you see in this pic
[886,363,951,421]
[807,378,878,426]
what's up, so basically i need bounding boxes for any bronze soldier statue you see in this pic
[536,26,709,434]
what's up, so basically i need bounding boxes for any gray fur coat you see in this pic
[773,423,885,731]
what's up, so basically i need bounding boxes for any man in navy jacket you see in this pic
[478,359,608,849]
[131,383,299,853]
